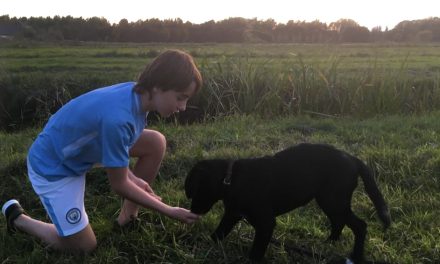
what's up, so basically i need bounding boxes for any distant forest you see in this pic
[1,15,440,43]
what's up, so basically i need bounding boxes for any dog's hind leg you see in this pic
[316,196,350,241]
[211,210,242,241]
[345,210,367,263]
[326,214,345,241]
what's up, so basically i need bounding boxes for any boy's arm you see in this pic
[106,167,200,223]
[125,169,162,200]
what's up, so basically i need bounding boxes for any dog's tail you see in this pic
[355,157,391,229]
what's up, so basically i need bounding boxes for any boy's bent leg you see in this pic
[129,129,166,182]
[118,129,166,225]
[13,215,96,253]
[58,224,96,253]
[26,160,94,252]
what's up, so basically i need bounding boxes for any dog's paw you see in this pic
[248,252,265,263]
[248,247,267,263]
[210,232,222,242]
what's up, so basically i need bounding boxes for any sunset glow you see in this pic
[1,0,439,30]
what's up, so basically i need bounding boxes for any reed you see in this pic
[1,42,440,130]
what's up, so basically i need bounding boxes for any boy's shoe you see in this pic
[2,199,25,233]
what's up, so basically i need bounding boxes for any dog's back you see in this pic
[272,143,390,227]
[230,144,360,214]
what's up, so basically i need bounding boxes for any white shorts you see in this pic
[27,159,89,237]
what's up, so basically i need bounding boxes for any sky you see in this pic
[1,0,439,30]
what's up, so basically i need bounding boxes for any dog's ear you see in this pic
[185,161,204,198]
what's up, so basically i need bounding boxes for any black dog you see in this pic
[185,143,391,263]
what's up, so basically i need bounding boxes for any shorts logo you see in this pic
[66,208,81,224]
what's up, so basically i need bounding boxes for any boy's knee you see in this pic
[130,129,167,158]
[57,225,97,253]
[80,238,97,253]
[54,235,97,254]
[144,130,167,155]
[151,130,166,151]
[69,235,97,254]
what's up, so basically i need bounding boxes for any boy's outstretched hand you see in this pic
[168,207,201,224]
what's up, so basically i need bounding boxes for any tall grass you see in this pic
[1,43,440,130]
[194,54,440,119]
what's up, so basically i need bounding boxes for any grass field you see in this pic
[1,42,439,263]
[1,42,440,130]
[1,113,439,263]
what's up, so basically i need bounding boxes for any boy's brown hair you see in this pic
[134,49,202,96]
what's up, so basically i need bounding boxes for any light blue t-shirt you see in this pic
[28,82,148,180]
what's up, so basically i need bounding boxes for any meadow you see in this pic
[1,42,440,128]
[0,42,440,263]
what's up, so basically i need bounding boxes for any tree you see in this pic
[329,19,370,42]
[248,19,276,42]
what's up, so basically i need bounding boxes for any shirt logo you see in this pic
[66,208,81,224]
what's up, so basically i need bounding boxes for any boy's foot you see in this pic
[2,199,25,233]
[115,215,141,228]
[114,215,141,231]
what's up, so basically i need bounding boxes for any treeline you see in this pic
[1,15,440,43]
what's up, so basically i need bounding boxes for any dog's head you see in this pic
[185,159,229,214]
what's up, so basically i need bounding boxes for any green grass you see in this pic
[2,42,440,75]
[1,113,439,263]
[2,42,440,129]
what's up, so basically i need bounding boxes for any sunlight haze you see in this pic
[1,0,438,30]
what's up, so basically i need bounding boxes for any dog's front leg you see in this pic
[248,216,276,261]
[211,210,242,241]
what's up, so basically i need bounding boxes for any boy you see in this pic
[2,49,202,253]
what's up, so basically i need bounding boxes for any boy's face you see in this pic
[152,81,197,117]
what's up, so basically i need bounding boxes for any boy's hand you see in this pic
[168,207,201,224]
[131,176,162,201]
[142,181,162,201]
